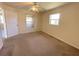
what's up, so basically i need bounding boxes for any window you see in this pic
[25,16,33,28]
[49,13,60,25]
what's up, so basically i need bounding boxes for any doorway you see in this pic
[0,8,7,39]
[5,10,18,37]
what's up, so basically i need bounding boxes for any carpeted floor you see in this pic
[0,31,79,56]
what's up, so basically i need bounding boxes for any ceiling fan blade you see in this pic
[26,2,45,12]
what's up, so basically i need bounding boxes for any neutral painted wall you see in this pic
[17,9,41,33]
[0,3,41,37]
[41,3,79,49]
[2,4,19,37]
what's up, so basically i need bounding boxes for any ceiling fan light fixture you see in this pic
[31,2,39,12]
[32,6,38,11]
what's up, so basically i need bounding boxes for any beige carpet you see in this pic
[0,31,79,56]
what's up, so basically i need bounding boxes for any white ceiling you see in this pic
[3,2,67,11]
[38,2,66,10]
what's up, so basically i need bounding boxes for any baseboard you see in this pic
[41,31,79,50]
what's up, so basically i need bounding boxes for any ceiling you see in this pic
[3,2,67,11]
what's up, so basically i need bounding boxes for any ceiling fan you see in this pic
[29,2,44,12]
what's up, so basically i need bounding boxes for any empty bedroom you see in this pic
[0,2,79,56]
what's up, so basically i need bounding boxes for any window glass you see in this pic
[49,13,60,25]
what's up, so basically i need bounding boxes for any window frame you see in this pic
[25,15,34,28]
[49,13,60,25]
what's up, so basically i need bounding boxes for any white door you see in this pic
[0,9,7,39]
[0,16,2,38]
[0,24,2,39]
[5,10,18,37]
[25,16,34,33]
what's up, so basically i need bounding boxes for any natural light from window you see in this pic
[25,16,33,28]
[49,13,60,25]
